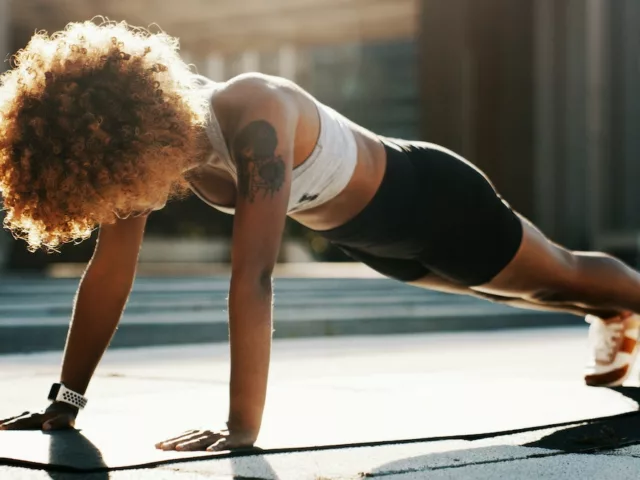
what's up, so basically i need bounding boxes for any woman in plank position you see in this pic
[1,20,639,451]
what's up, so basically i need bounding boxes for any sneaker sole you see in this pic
[585,364,631,387]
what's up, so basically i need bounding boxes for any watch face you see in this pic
[48,383,61,400]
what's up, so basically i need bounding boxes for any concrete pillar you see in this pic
[278,44,297,81]
[585,0,611,245]
[533,0,559,237]
[205,52,225,81]
[534,0,600,248]
[418,0,467,155]
[239,50,259,73]
[418,0,535,218]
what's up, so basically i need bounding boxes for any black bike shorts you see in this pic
[313,138,524,286]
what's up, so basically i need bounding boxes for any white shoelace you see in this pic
[591,319,624,362]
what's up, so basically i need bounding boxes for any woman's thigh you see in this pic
[472,216,579,298]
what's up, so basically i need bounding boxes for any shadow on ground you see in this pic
[362,387,640,478]
[43,430,107,480]
[523,387,640,451]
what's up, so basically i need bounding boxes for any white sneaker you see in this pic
[584,312,640,387]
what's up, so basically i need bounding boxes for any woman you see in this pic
[0,20,639,452]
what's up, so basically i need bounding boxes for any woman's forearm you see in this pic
[59,266,134,395]
[59,216,145,396]
[227,276,274,437]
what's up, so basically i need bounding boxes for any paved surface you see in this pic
[0,274,581,354]
[1,329,640,478]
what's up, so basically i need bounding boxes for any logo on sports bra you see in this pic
[299,193,319,204]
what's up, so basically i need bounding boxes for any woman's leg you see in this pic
[408,272,617,318]
[472,215,640,316]
[465,215,640,387]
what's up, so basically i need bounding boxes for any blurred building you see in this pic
[2,0,640,270]
[421,0,640,265]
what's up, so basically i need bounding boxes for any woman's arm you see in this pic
[156,80,299,453]
[0,214,148,431]
[226,89,297,439]
[59,214,148,396]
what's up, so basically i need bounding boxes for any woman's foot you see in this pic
[584,312,640,387]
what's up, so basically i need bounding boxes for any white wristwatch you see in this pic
[48,383,88,410]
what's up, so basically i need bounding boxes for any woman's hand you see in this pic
[0,402,78,431]
[155,428,257,452]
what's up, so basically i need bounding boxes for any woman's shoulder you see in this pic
[219,72,297,95]
[210,73,303,130]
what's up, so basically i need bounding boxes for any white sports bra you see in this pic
[188,75,358,215]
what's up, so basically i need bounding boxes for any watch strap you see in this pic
[48,383,88,410]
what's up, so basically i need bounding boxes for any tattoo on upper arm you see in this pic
[233,120,286,203]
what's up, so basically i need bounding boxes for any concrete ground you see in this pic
[1,328,640,479]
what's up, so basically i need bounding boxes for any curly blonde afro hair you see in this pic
[0,19,209,251]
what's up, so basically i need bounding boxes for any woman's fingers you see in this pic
[156,430,205,451]
[0,413,45,430]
